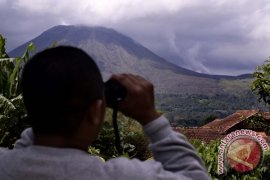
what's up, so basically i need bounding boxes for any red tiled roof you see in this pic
[202,110,259,134]
[201,119,222,129]
[174,127,222,142]
[173,110,270,142]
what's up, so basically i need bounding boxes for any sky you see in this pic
[1,0,270,75]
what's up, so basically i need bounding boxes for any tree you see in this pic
[251,57,270,107]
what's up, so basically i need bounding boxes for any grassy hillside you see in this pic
[219,78,253,95]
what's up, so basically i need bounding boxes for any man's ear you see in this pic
[88,99,104,126]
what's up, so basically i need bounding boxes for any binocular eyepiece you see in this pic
[104,79,127,107]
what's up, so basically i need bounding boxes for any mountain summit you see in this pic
[9,25,251,94]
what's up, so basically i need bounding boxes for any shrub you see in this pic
[0,35,33,148]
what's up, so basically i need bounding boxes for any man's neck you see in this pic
[34,134,89,152]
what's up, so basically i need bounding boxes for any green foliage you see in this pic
[252,57,270,107]
[190,139,270,180]
[0,36,8,58]
[201,115,216,126]
[244,112,270,134]
[89,109,151,160]
[156,93,265,127]
[0,35,33,148]
[88,146,106,162]
[190,140,220,178]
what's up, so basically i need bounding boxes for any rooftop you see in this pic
[173,110,270,142]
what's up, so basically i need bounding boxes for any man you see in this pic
[0,46,210,179]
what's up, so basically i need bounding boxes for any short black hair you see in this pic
[22,46,103,136]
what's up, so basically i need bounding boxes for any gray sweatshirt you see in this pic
[0,116,211,180]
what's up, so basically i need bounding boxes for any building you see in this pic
[173,110,270,142]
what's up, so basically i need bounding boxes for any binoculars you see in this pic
[104,79,127,107]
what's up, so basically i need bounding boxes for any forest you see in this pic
[156,92,267,127]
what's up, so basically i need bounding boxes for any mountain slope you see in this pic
[9,25,252,95]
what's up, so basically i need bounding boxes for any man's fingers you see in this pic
[113,73,150,85]
[111,74,134,90]
[111,74,144,92]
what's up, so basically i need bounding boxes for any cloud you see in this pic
[1,0,270,75]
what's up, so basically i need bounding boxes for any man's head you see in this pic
[22,46,104,139]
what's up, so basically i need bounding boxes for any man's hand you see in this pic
[110,74,160,125]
